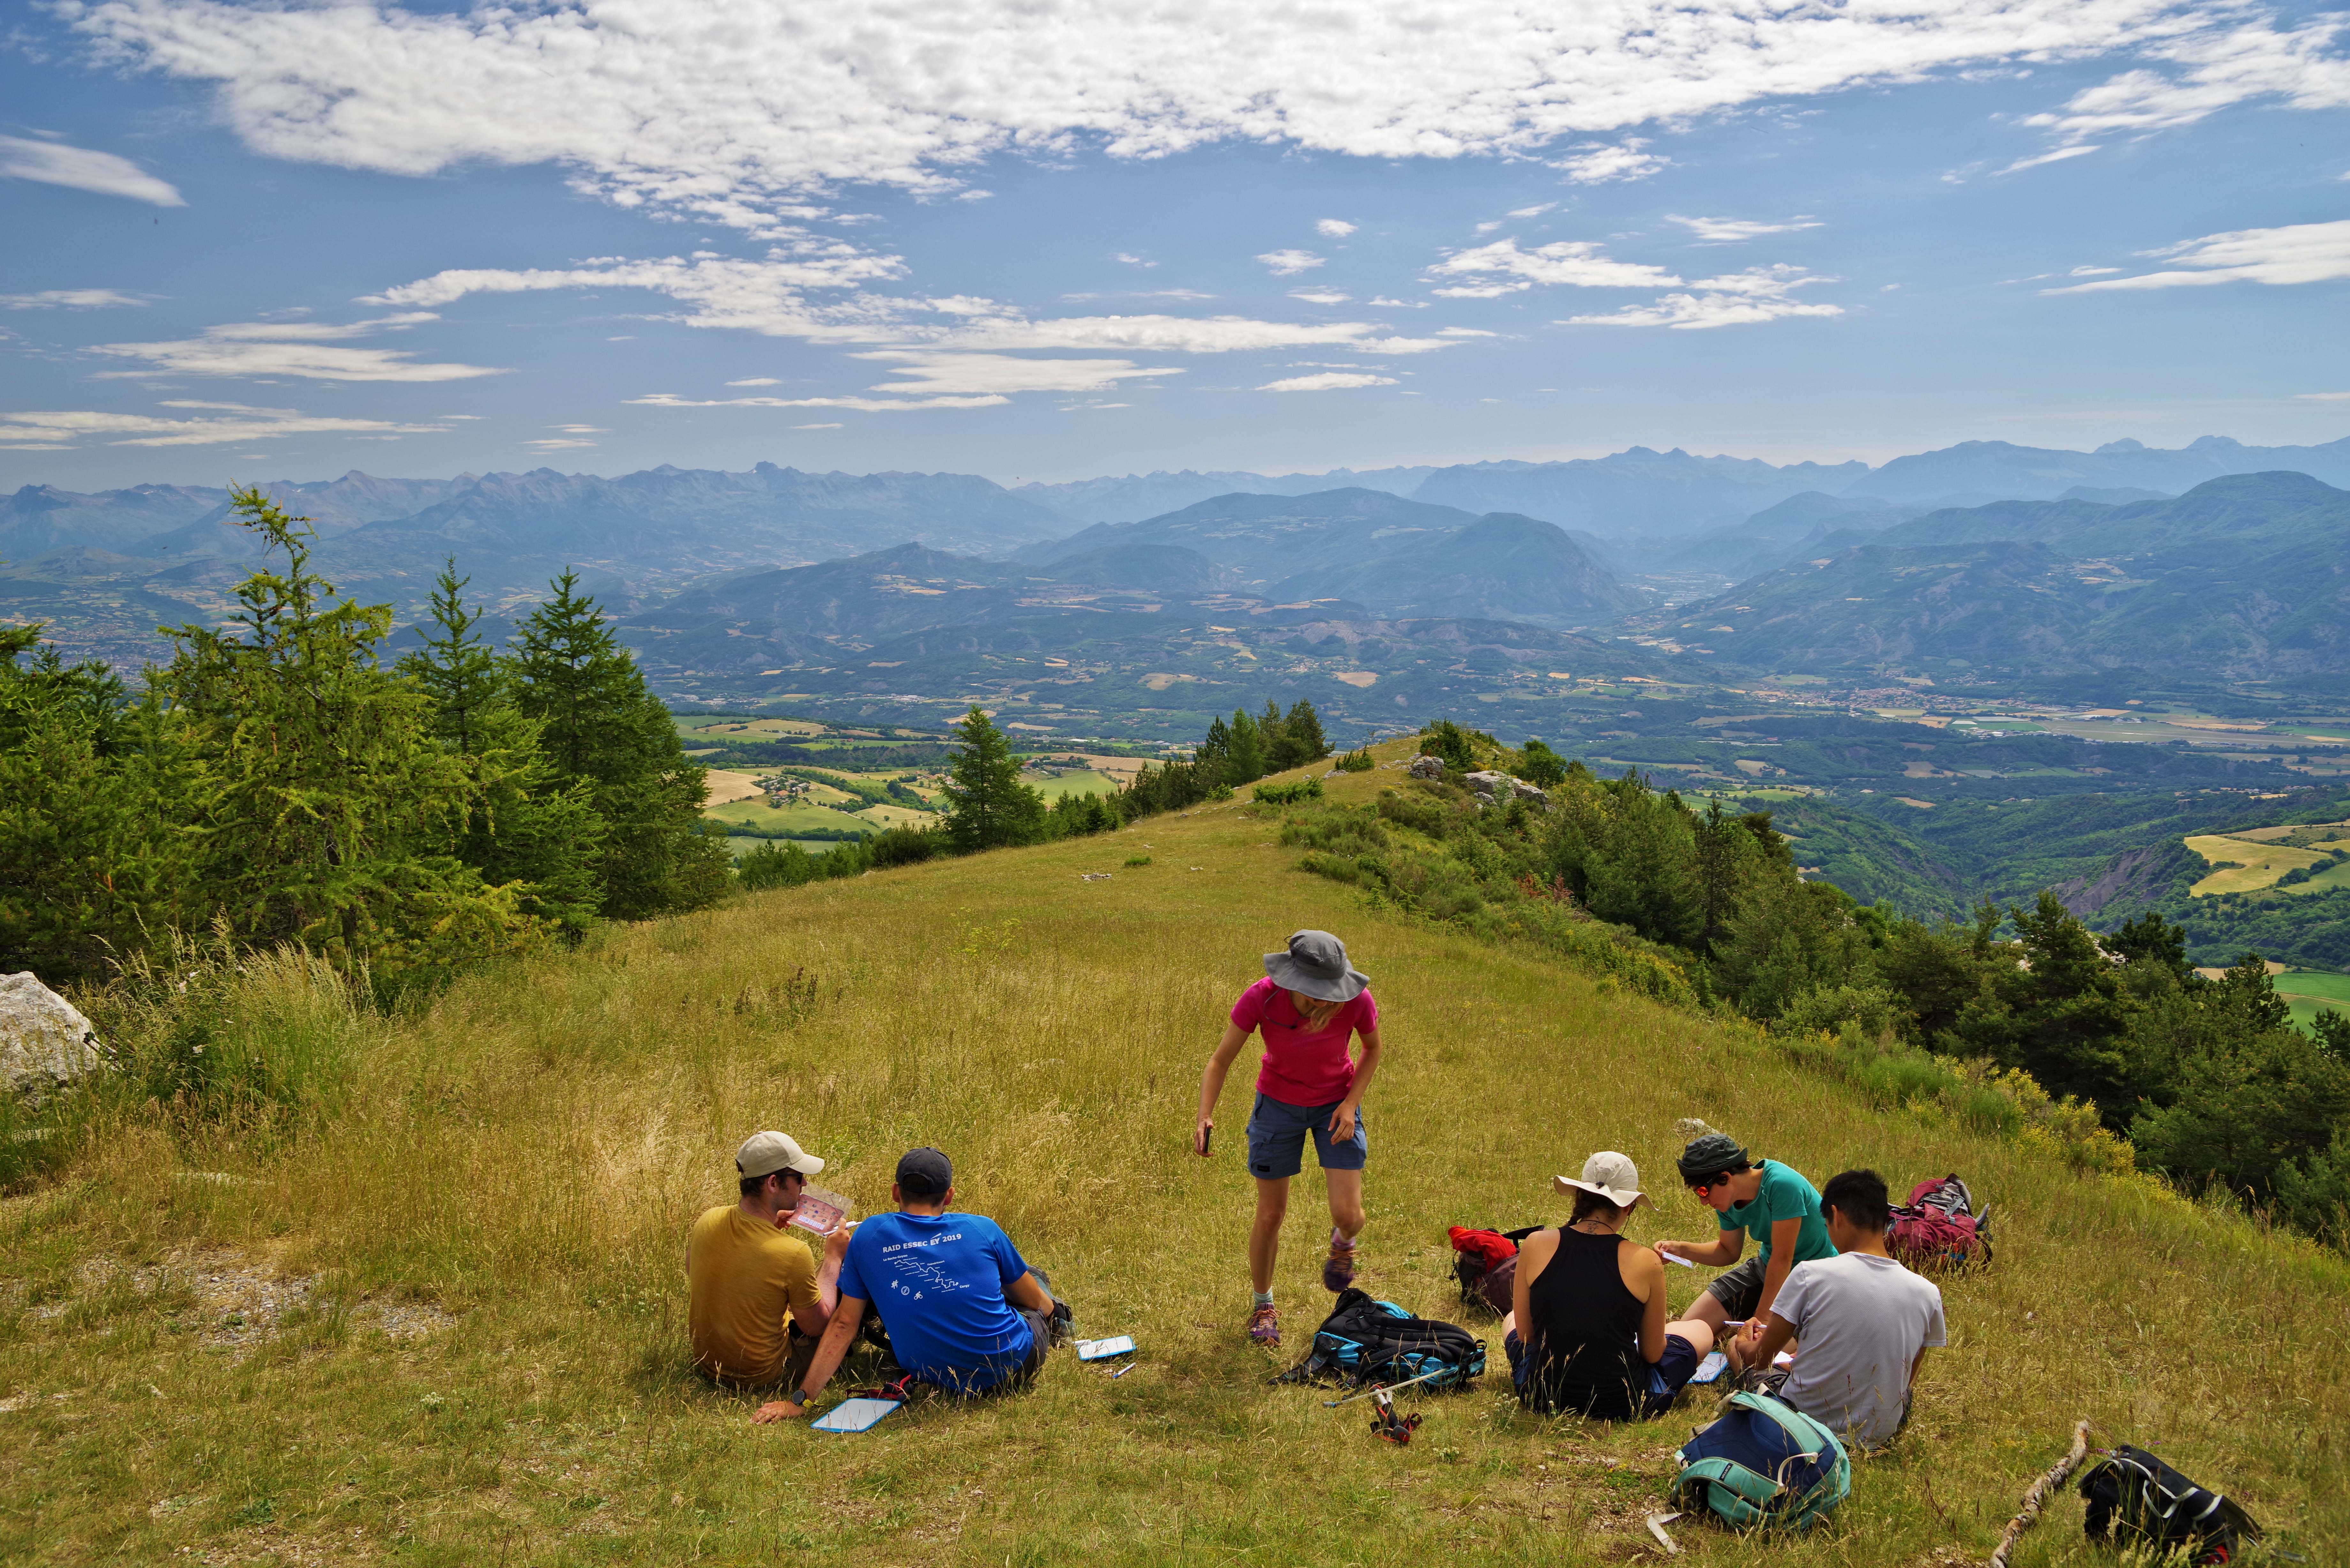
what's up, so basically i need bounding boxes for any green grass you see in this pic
[701,795,872,835]
[1027,768,1120,800]
[5,744,2347,1564]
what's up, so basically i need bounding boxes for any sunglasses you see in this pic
[1687,1176,1727,1196]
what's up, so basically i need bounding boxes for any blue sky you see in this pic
[3,0,2347,492]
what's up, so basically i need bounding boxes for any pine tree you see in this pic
[939,705,1045,853]
[1274,698,1331,769]
[153,487,525,972]
[398,563,606,937]
[1224,707,1268,785]
[508,571,728,920]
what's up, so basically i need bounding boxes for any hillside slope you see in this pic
[6,743,2344,1564]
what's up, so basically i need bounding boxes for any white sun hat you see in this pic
[1553,1150,1653,1209]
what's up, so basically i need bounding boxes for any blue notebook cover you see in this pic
[1690,1352,1729,1385]
[1075,1335,1135,1361]
[810,1398,901,1434]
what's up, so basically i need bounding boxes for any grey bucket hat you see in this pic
[1263,929,1370,1003]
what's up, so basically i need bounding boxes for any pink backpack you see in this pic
[1889,1175,1990,1270]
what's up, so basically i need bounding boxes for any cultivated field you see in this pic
[5,748,2346,1564]
[2186,830,2350,895]
[2276,969,2350,1033]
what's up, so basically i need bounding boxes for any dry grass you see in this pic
[4,744,2348,1565]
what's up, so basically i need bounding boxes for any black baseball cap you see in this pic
[896,1146,953,1198]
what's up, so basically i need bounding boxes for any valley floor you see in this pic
[4,763,2347,1564]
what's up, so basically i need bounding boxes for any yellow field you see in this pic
[7,743,2346,1563]
[2186,831,2350,895]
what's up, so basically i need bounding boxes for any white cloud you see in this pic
[1288,289,1353,305]
[1427,237,1681,294]
[1257,372,1398,392]
[941,313,1411,355]
[793,421,845,428]
[526,438,598,449]
[2023,17,2350,144]
[0,288,150,310]
[2068,265,2122,276]
[360,249,909,339]
[1112,252,1155,267]
[1315,219,1358,238]
[1551,140,1669,184]
[2046,220,2350,292]
[1367,296,1426,308]
[631,390,1006,412]
[88,315,502,381]
[0,134,183,206]
[2298,391,2350,401]
[727,377,783,386]
[1438,327,1500,337]
[1257,249,1324,275]
[1559,265,1842,328]
[848,351,1181,396]
[1668,214,1822,243]
[1507,203,1556,219]
[550,424,608,433]
[0,400,445,448]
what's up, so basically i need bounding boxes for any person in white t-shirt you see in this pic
[1724,1168,1946,1450]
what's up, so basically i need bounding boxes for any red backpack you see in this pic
[1889,1175,1991,1270]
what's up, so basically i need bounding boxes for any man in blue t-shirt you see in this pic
[757,1148,1062,1420]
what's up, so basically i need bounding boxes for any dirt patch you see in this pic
[29,1248,456,1348]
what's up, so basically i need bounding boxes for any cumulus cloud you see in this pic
[87,1,2321,226]
[0,288,150,310]
[1559,265,1842,328]
[88,314,502,381]
[1288,289,1352,305]
[1669,214,1822,243]
[1257,372,1398,392]
[1427,238,1682,295]
[1315,219,1358,237]
[0,399,446,449]
[1551,140,1670,184]
[0,134,183,206]
[2044,219,2350,292]
[849,351,1181,396]
[1257,249,1324,275]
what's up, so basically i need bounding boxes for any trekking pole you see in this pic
[1322,1366,1451,1408]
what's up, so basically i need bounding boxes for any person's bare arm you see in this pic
[1006,1270,1053,1315]
[1511,1229,1558,1344]
[1196,1020,1250,1155]
[1909,1347,1927,1386]
[787,1224,855,1338]
[1752,1216,1803,1320]
[1659,1228,1741,1269]
[1747,1310,1797,1367]
[754,1295,866,1422]
[1328,1026,1380,1140]
[1628,1247,1669,1363]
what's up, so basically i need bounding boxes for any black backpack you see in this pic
[2079,1446,2261,1564]
[1273,1288,1486,1391]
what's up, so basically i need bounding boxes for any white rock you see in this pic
[1406,754,1446,780]
[1463,769,1512,796]
[0,972,102,1100]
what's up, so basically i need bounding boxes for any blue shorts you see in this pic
[1505,1330,1702,1419]
[1244,1091,1367,1180]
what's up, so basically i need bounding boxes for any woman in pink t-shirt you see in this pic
[1195,929,1384,1348]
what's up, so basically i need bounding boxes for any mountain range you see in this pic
[1661,472,2350,683]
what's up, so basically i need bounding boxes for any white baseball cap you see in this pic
[736,1130,825,1181]
[1554,1150,1652,1209]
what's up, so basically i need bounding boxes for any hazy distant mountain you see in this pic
[1,482,227,557]
[1665,473,2350,680]
[1411,448,1873,537]
[1028,543,1239,593]
[1013,466,1437,524]
[1269,512,1641,624]
[1846,436,2350,506]
[1012,488,1475,580]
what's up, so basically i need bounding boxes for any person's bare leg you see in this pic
[1250,1176,1291,1294]
[1686,1289,1729,1335]
[1324,1168,1366,1241]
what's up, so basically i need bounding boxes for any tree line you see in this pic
[1,488,726,987]
[1283,720,2350,1246]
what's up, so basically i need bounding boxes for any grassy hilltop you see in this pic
[6,742,2348,1564]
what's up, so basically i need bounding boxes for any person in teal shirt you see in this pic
[1653,1131,1836,1359]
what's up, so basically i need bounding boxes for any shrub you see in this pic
[1251,778,1324,805]
[1420,719,1478,772]
[1334,748,1374,773]
[1125,854,1152,867]
[869,825,945,867]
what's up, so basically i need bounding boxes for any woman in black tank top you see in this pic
[1505,1152,1719,1420]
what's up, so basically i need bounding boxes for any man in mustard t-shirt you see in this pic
[686,1131,853,1398]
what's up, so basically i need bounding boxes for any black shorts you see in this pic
[1704,1254,1770,1320]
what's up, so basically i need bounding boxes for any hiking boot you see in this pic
[1323,1231,1359,1293]
[1247,1303,1281,1346]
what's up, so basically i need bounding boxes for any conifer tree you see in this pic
[398,564,606,936]
[154,487,524,972]
[1223,706,1268,784]
[1270,698,1331,770]
[508,571,727,920]
[939,705,1045,852]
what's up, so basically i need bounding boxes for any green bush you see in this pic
[1334,748,1374,773]
[1125,854,1152,867]
[1251,778,1324,805]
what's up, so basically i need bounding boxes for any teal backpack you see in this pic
[1672,1391,1851,1533]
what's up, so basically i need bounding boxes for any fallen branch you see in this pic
[1988,1419,2092,1568]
